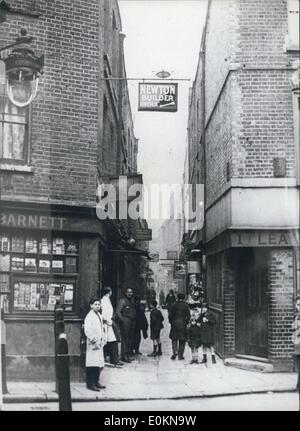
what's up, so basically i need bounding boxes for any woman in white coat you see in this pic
[84,298,106,391]
[101,286,123,367]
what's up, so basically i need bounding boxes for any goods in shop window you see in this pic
[53,238,65,255]
[2,294,9,313]
[25,238,38,254]
[0,253,10,271]
[0,274,9,292]
[0,236,10,252]
[25,258,37,273]
[11,236,24,253]
[52,259,64,273]
[39,238,51,254]
[65,257,77,273]
[11,256,24,271]
[64,284,74,305]
[39,259,50,273]
[66,240,78,255]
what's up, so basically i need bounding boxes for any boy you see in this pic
[148,300,164,357]
[199,302,217,364]
[187,316,202,364]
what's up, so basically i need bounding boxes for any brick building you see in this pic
[0,0,148,380]
[186,0,300,370]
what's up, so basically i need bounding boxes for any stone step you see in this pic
[224,357,274,373]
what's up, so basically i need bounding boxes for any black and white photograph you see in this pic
[0,0,299,418]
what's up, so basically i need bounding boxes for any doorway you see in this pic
[236,248,269,358]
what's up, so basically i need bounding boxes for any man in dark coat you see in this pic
[132,295,148,355]
[199,303,217,364]
[165,289,176,317]
[116,287,136,363]
[169,292,190,360]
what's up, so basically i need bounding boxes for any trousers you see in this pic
[172,339,186,358]
[86,367,100,387]
[120,318,135,359]
[104,341,119,365]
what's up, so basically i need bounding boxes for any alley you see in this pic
[4,309,298,407]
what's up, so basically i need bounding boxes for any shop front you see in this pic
[0,201,106,381]
[206,229,299,371]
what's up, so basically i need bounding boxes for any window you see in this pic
[0,94,29,163]
[0,233,79,313]
[285,0,299,51]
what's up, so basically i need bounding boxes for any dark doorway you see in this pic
[236,248,269,358]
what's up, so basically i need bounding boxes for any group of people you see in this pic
[83,286,218,391]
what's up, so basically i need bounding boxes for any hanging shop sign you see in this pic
[174,260,187,278]
[138,82,178,112]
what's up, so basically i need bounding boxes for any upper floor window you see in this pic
[285,0,299,51]
[0,95,29,163]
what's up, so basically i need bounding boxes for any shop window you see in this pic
[0,233,79,313]
[285,0,299,51]
[0,96,29,163]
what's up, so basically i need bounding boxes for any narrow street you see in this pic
[4,308,298,411]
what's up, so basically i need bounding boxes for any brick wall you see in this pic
[203,0,298,207]
[222,251,236,356]
[268,248,295,370]
[1,0,101,206]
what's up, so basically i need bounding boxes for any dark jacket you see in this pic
[165,293,176,311]
[169,301,190,341]
[135,304,148,332]
[116,296,136,322]
[199,311,216,345]
[187,324,202,349]
[150,308,164,332]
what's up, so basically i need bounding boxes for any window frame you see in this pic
[0,93,31,166]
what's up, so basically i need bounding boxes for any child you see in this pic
[187,316,202,364]
[148,300,164,357]
[199,302,217,364]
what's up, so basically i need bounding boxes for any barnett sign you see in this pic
[138,82,178,112]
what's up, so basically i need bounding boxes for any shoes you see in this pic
[178,356,184,360]
[86,385,100,392]
[171,354,177,360]
[157,344,162,356]
[190,359,195,364]
[200,355,207,364]
[121,357,131,363]
[113,364,123,368]
[148,352,158,357]
[195,359,199,364]
[135,351,143,355]
[96,383,106,389]
[117,361,125,365]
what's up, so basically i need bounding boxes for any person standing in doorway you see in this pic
[169,293,190,360]
[132,295,148,355]
[84,298,106,391]
[116,287,136,363]
[148,300,164,357]
[101,286,123,367]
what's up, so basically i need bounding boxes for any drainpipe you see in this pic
[200,0,212,295]
[118,32,126,175]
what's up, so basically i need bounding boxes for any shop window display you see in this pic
[0,233,79,313]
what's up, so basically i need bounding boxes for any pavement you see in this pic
[3,309,299,404]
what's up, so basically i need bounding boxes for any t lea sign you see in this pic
[138,82,178,112]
